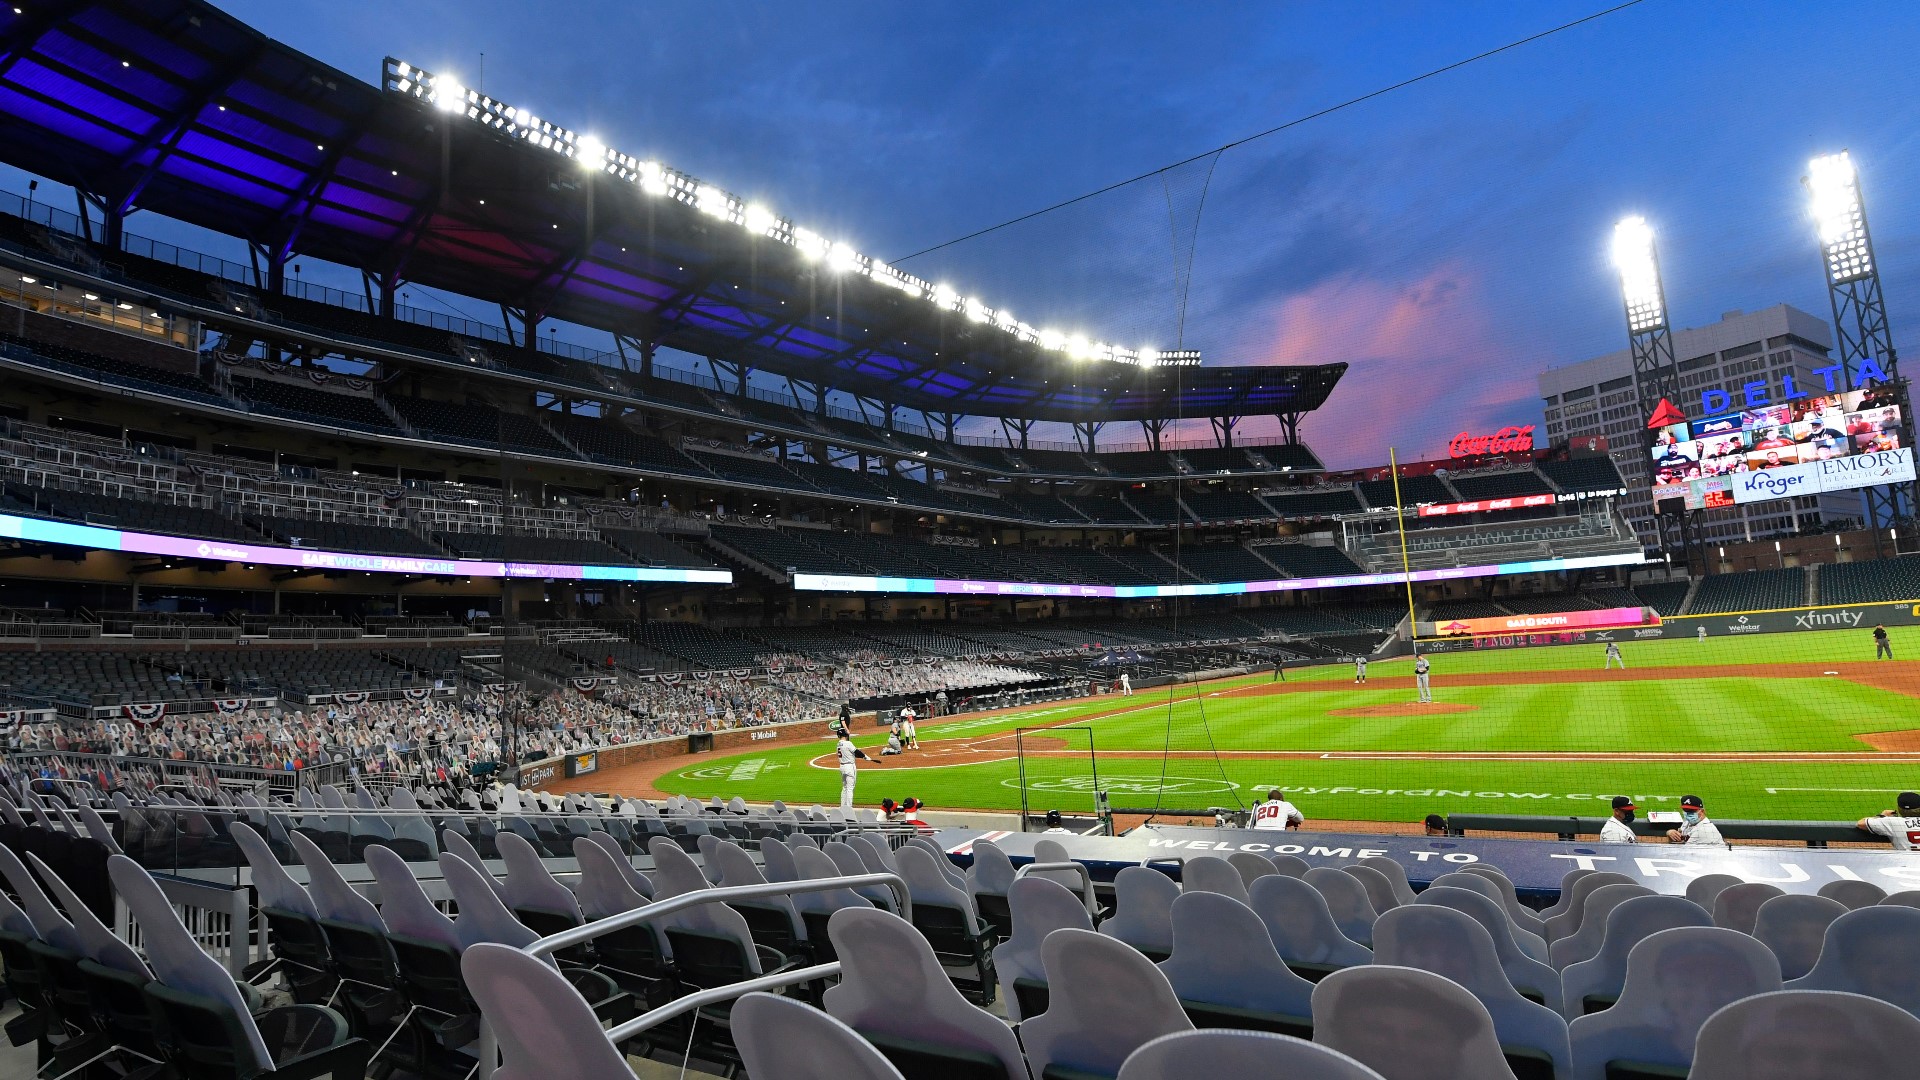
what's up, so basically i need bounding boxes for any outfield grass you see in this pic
[652,624,1920,823]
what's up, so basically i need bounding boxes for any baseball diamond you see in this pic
[630,625,1920,823]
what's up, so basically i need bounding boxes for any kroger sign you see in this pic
[1698,359,1888,416]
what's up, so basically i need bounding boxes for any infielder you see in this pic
[1414,653,1432,703]
[1604,641,1625,670]
[1875,624,1894,660]
[835,731,871,813]
[1354,656,1368,684]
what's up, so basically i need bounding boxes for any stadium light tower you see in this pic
[1805,151,1915,546]
[1612,215,1692,571]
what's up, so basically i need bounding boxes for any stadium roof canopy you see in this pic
[0,0,1347,424]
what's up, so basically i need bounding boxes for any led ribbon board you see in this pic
[791,551,1646,597]
[0,513,732,585]
[1422,606,1657,638]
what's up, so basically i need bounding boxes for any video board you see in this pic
[1651,388,1910,511]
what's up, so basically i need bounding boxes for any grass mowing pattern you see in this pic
[654,625,1920,823]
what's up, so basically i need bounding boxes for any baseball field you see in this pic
[635,624,1920,825]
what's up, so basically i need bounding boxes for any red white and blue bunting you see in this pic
[334,691,371,705]
[402,687,432,702]
[123,702,167,724]
[213,699,248,714]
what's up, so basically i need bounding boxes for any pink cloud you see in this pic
[1240,263,1542,468]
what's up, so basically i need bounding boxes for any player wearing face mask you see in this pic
[1601,795,1639,844]
[1666,794,1725,846]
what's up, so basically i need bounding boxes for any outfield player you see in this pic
[1120,672,1132,696]
[1600,796,1638,843]
[1354,656,1368,684]
[1251,787,1305,830]
[835,730,871,813]
[1604,641,1625,670]
[1414,653,1432,703]
[1698,626,1707,643]
[1857,790,1920,850]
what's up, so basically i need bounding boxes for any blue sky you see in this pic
[19,1,1920,466]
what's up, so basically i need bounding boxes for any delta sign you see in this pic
[1697,359,1889,416]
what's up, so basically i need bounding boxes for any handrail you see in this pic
[523,873,910,957]
[474,872,906,1079]
[605,962,841,1043]
[1014,859,1096,914]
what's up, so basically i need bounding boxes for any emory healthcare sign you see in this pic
[1448,425,1536,457]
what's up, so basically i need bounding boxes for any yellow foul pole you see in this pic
[1389,447,1418,645]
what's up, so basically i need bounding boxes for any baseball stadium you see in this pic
[6,3,1920,1079]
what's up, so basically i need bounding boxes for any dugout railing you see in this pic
[1445,813,1883,847]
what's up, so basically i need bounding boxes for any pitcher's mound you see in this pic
[1329,702,1480,718]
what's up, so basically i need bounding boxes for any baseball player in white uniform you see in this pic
[835,732,870,813]
[1858,791,1920,850]
[1600,796,1638,843]
[1414,653,1432,703]
[1604,641,1625,670]
[899,705,917,750]
[1698,626,1707,643]
[1354,656,1368,684]
[1666,794,1725,846]
[1250,788,1305,830]
[1119,672,1132,696]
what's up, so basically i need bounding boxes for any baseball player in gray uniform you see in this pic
[1414,653,1432,703]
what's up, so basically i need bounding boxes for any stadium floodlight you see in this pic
[791,227,828,261]
[694,183,731,219]
[1807,151,1873,283]
[742,203,776,236]
[383,54,1195,365]
[1611,215,1667,335]
[432,75,464,112]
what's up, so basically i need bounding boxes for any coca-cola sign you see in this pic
[1449,425,1535,457]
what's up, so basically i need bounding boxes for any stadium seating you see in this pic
[1538,457,1627,495]
[1252,543,1363,578]
[1689,568,1807,615]
[7,486,255,541]
[1820,554,1920,605]
[231,378,399,435]
[252,515,440,557]
[1356,474,1449,508]
[1182,490,1273,522]
[434,533,636,566]
[1635,580,1691,617]
[1447,469,1555,500]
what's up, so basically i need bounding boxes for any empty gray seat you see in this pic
[1752,894,1848,981]
[1690,989,1920,1080]
[1568,926,1782,1080]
